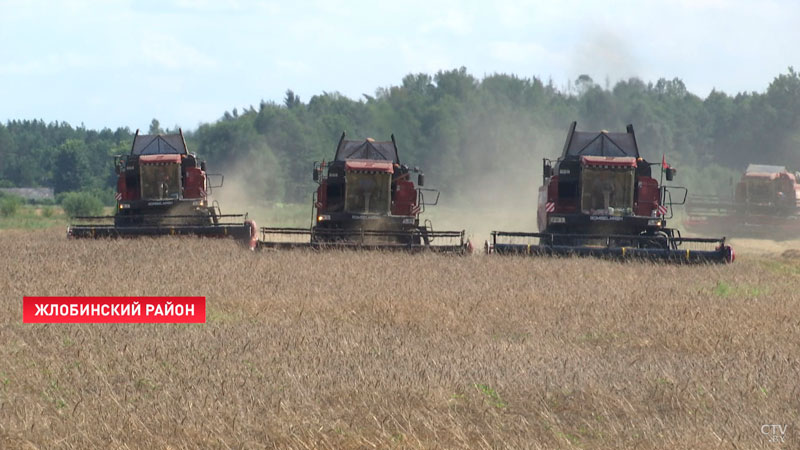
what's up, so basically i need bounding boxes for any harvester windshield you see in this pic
[744,178,775,204]
[580,167,635,216]
[140,163,181,199]
[345,171,391,214]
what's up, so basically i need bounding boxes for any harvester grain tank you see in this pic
[488,122,734,263]
[685,164,800,238]
[67,130,258,249]
[259,133,470,252]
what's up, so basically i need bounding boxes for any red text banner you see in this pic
[23,297,206,323]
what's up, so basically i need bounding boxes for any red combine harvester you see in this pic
[488,122,734,263]
[685,164,800,238]
[259,133,470,252]
[67,130,258,249]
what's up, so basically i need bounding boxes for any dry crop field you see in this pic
[1,229,799,449]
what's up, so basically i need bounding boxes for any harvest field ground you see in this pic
[1,228,799,449]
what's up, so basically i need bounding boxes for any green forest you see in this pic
[1,67,799,207]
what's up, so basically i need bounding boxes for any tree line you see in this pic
[1,67,798,205]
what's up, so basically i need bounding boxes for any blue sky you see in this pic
[1,0,798,130]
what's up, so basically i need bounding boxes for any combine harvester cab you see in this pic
[488,122,734,263]
[260,133,471,253]
[685,164,800,239]
[67,130,258,249]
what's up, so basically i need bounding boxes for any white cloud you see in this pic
[275,59,310,75]
[0,52,96,76]
[672,0,736,9]
[138,33,217,70]
[487,41,556,65]
[397,41,455,74]
[417,8,475,36]
[172,0,244,11]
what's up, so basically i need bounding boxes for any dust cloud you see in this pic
[209,168,255,220]
[207,116,800,256]
[570,28,641,90]
[206,115,571,245]
[678,216,800,257]
[210,148,294,229]
[424,120,569,244]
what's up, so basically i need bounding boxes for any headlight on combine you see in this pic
[549,216,566,224]
[119,203,131,209]
[317,215,330,222]
[648,219,662,226]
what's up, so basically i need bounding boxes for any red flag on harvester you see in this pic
[662,154,668,169]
